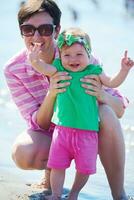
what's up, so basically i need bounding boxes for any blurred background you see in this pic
[0,0,134,199]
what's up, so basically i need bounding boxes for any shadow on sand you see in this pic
[28,188,98,200]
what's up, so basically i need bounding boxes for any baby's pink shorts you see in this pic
[47,125,98,175]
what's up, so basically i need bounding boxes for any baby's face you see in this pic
[60,43,90,72]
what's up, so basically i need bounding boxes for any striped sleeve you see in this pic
[4,67,44,131]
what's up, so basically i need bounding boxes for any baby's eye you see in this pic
[77,53,83,56]
[64,54,70,57]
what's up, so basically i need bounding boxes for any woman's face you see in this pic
[21,11,60,56]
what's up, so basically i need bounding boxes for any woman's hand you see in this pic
[80,74,106,103]
[80,74,125,118]
[48,71,71,98]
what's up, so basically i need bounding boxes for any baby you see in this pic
[29,27,134,200]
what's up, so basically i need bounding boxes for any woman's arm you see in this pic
[4,66,71,130]
[36,71,71,129]
[80,75,126,118]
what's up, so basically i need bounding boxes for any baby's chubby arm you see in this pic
[28,43,57,76]
[99,50,134,88]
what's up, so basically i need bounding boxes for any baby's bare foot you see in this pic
[67,192,78,200]
[45,195,61,200]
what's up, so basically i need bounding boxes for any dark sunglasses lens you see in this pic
[21,25,34,36]
[39,24,54,36]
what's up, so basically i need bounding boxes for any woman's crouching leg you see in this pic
[98,104,127,200]
[12,129,52,170]
[12,130,52,190]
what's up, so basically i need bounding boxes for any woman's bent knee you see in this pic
[12,141,36,169]
[11,130,51,170]
[99,104,121,133]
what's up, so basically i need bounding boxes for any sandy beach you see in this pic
[0,168,70,200]
[0,168,51,200]
[1,0,134,199]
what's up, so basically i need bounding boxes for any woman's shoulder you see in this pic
[4,49,27,73]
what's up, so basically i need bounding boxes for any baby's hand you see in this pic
[28,43,47,74]
[28,43,57,76]
[121,50,134,71]
[28,43,41,66]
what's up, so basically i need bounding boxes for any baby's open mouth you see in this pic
[70,64,80,68]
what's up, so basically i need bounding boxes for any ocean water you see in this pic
[0,0,134,199]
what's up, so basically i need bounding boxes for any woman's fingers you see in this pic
[84,74,100,81]
[53,81,70,89]
[50,72,71,84]
[81,76,101,89]
[82,83,99,92]
[49,72,71,95]
[80,74,104,100]
[85,89,98,96]
[82,82,100,97]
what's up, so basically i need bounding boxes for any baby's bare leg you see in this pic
[48,169,65,199]
[68,171,89,200]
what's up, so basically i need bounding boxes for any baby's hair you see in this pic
[62,28,91,42]
[61,27,91,51]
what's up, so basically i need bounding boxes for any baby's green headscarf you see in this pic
[57,33,91,56]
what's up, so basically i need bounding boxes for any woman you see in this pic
[4,0,128,199]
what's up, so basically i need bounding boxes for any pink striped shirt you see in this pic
[4,50,129,133]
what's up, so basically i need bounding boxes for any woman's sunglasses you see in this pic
[20,24,56,37]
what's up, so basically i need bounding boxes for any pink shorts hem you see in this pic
[76,168,96,175]
[47,163,70,170]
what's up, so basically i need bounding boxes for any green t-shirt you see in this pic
[52,58,102,131]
